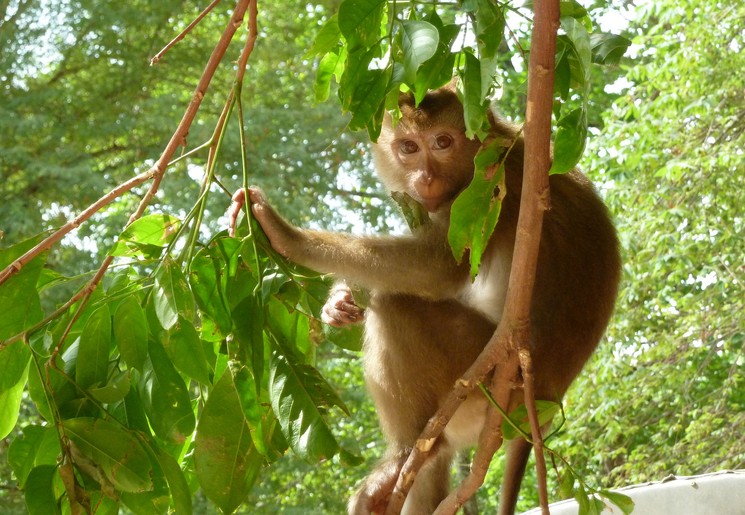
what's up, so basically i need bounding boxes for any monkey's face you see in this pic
[373,88,482,213]
[395,128,477,212]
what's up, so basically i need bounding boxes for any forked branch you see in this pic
[385,0,560,513]
[1,0,260,362]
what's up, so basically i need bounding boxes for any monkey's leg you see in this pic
[498,437,533,515]
[352,294,495,515]
[348,445,452,515]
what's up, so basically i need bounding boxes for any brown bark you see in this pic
[385,1,560,512]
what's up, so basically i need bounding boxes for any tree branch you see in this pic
[0,0,252,288]
[150,0,223,65]
[515,1,560,510]
[385,0,559,512]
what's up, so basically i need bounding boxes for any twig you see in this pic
[385,0,559,511]
[130,0,251,224]
[517,0,559,510]
[433,370,513,514]
[0,168,155,286]
[0,0,251,290]
[150,0,223,65]
[236,0,258,83]
[2,0,253,368]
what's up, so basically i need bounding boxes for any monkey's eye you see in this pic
[399,140,419,154]
[434,134,453,150]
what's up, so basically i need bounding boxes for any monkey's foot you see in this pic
[322,287,364,327]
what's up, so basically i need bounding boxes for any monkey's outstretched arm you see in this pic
[241,188,469,299]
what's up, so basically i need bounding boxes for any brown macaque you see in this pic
[227,86,621,514]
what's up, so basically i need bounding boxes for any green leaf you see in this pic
[314,47,347,103]
[575,482,591,515]
[501,400,562,440]
[64,417,154,493]
[555,46,572,102]
[448,138,506,276]
[135,339,195,443]
[324,324,364,352]
[550,107,587,174]
[232,295,266,394]
[24,465,61,515]
[473,0,504,60]
[590,33,631,65]
[339,45,376,109]
[413,22,460,104]
[232,364,268,456]
[0,235,46,341]
[599,490,635,514]
[155,448,192,515]
[390,191,431,230]
[459,52,490,140]
[8,425,60,487]
[269,343,348,461]
[560,17,592,87]
[0,339,31,391]
[196,371,262,514]
[76,304,111,389]
[0,363,28,438]
[560,0,589,19]
[558,470,575,499]
[399,20,439,85]
[110,214,180,256]
[153,258,195,330]
[338,0,386,50]
[113,386,152,434]
[119,489,169,515]
[306,14,341,57]
[88,370,131,404]
[266,300,311,357]
[161,318,212,384]
[190,248,232,335]
[113,295,149,372]
[347,67,392,136]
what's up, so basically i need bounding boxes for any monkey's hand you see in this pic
[246,187,305,257]
[322,284,365,327]
[229,187,305,258]
[227,188,247,237]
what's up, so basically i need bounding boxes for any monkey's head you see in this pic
[373,88,483,213]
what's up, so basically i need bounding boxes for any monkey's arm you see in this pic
[245,188,469,299]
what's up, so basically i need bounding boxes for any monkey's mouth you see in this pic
[419,196,444,213]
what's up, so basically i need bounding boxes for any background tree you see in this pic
[1,0,742,513]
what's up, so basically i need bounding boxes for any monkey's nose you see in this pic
[418,172,434,185]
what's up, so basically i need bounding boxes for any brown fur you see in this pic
[243,87,621,514]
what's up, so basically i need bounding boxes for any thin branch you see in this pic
[0,0,252,307]
[516,0,560,510]
[433,371,512,514]
[386,0,559,511]
[150,0,223,65]
[235,0,258,83]
[130,0,251,224]
[50,0,252,356]
[0,168,155,286]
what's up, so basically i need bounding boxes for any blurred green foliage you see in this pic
[1,0,743,513]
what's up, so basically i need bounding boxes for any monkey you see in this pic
[227,85,621,514]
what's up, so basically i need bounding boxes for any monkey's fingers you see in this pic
[244,187,296,257]
[321,302,364,327]
[227,188,247,237]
